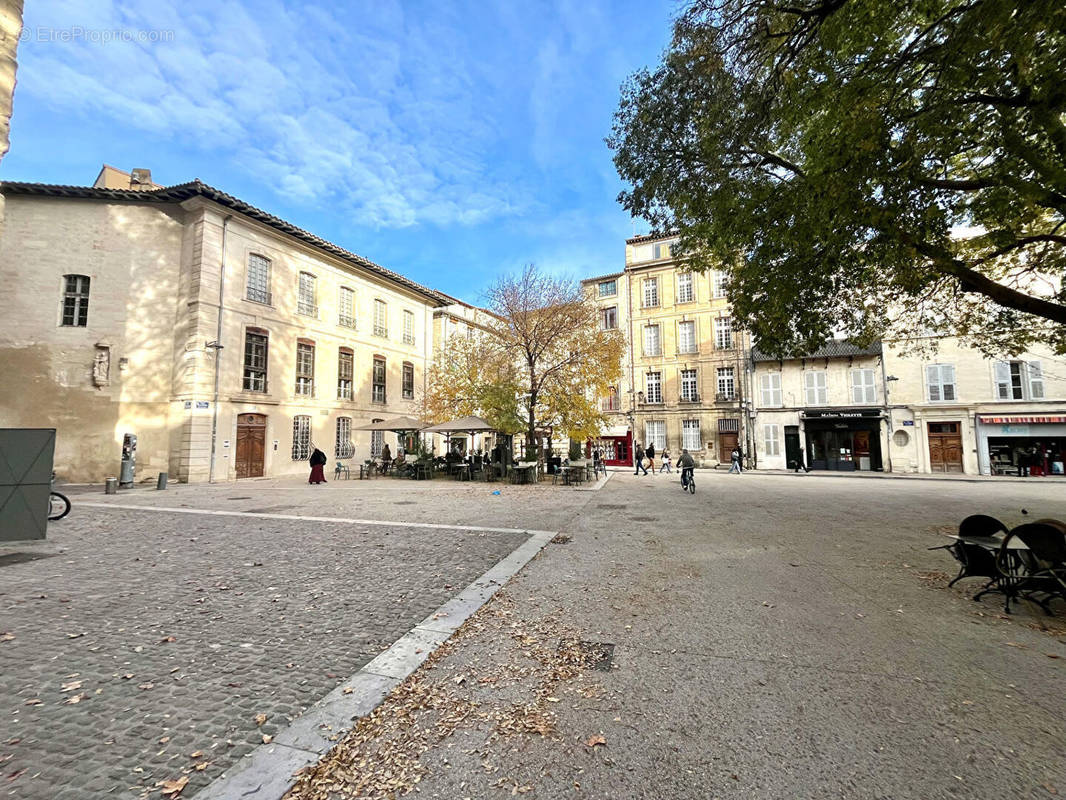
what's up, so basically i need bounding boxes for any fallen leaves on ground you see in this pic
[63,694,86,705]
[0,632,14,642]
[585,734,606,748]
[157,775,189,797]
[254,713,268,726]
[138,682,154,690]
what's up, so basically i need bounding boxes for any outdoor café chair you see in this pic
[929,514,1006,589]
[1005,522,1066,613]
[333,461,351,480]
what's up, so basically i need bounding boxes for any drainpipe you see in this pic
[626,269,637,460]
[207,214,232,483]
[879,348,893,473]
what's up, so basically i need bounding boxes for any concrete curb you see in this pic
[746,469,1066,485]
[190,526,557,800]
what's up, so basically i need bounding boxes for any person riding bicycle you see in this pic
[678,448,695,489]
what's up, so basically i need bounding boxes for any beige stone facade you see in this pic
[751,343,889,472]
[582,234,749,466]
[0,172,443,484]
[883,337,1066,475]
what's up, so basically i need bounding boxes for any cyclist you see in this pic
[677,448,695,491]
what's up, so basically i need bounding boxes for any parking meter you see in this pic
[120,433,137,488]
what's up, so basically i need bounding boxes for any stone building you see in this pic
[883,337,1066,475]
[582,233,749,467]
[0,168,446,483]
[751,341,889,472]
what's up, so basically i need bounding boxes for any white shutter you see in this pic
[994,361,1011,400]
[926,365,941,401]
[941,365,956,400]
[1028,361,1044,399]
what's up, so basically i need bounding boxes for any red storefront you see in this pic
[588,428,632,467]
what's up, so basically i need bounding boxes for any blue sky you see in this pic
[5,0,679,302]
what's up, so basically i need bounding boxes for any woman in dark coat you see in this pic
[308,448,328,484]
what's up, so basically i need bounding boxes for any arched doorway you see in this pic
[235,414,267,478]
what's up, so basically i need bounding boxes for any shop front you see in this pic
[589,426,632,467]
[802,409,885,472]
[976,413,1066,476]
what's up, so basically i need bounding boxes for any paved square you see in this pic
[0,497,533,799]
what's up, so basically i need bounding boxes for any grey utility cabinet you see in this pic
[0,428,56,542]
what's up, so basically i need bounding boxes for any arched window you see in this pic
[61,275,91,327]
[292,415,311,460]
[246,254,271,304]
[336,417,354,458]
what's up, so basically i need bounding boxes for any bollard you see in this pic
[157,472,168,490]
[105,477,118,495]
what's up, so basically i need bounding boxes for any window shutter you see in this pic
[1028,361,1044,399]
[994,361,1011,400]
[926,365,940,401]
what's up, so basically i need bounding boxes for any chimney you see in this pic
[130,168,153,188]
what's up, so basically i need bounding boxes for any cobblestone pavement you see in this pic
[284,472,1066,800]
[0,495,544,799]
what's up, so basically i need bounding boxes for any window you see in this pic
[335,417,354,458]
[297,272,317,317]
[403,310,415,346]
[337,349,353,400]
[926,364,956,402]
[645,371,662,404]
[995,360,1044,400]
[760,373,782,407]
[682,419,701,450]
[600,306,618,330]
[370,419,384,458]
[677,272,694,303]
[598,280,617,297]
[643,324,662,356]
[712,271,727,299]
[338,287,356,328]
[642,277,659,308]
[292,415,311,460]
[763,424,781,456]
[246,255,271,304]
[295,341,315,396]
[714,317,733,349]
[372,357,386,403]
[681,368,698,401]
[242,330,268,392]
[402,362,414,399]
[851,369,876,404]
[716,367,735,400]
[645,420,666,451]
[804,371,828,405]
[893,430,910,447]
[652,242,670,260]
[678,320,696,354]
[601,386,619,412]
[374,299,388,338]
[61,274,90,326]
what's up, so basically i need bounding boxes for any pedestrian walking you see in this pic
[308,447,328,484]
[728,445,743,474]
[661,449,673,473]
[646,442,656,474]
[634,443,648,475]
[793,447,808,473]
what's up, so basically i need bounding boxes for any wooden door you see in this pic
[718,432,738,464]
[853,430,870,470]
[235,414,266,478]
[928,422,963,473]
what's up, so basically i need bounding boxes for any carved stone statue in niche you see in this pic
[93,345,110,387]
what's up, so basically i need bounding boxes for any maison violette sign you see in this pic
[801,409,883,419]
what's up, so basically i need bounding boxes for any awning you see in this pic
[596,425,631,438]
[978,414,1066,424]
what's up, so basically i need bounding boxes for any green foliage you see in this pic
[609,0,1066,356]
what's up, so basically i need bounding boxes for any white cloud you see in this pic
[18,0,531,228]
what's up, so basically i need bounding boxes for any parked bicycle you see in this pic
[48,472,70,521]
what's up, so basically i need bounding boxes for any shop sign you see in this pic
[1000,425,1029,435]
[802,409,882,419]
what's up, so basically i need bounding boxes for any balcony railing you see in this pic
[715,392,737,402]
[373,324,388,338]
[297,302,318,317]
[679,394,700,403]
[338,314,356,329]
[403,333,416,346]
[246,288,272,305]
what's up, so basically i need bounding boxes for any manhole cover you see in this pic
[575,640,615,671]
[228,497,252,500]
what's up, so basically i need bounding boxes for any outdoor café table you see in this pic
[950,533,1028,611]
[412,462,430,480]
[563,465,585,485]
[453,463,472,481]
[511,463,537,484]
